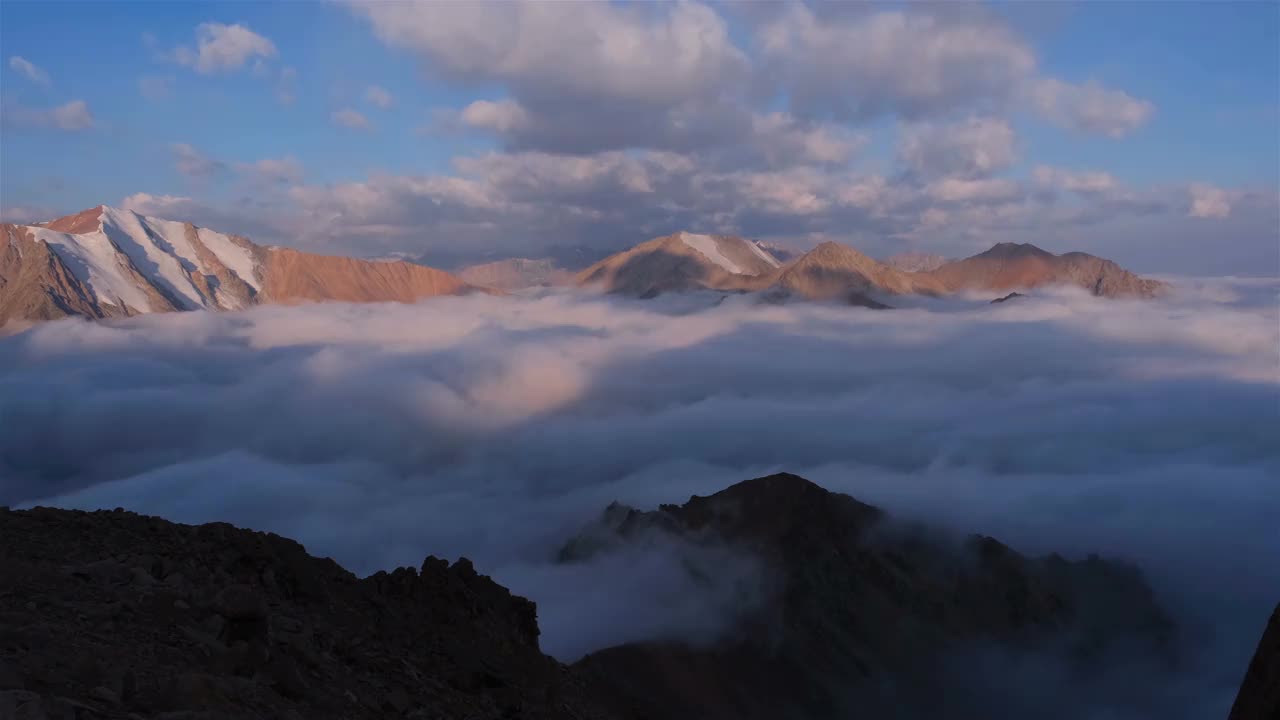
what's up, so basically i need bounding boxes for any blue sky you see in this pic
[1,1,1276,273]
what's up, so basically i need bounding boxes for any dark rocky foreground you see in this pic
[1230,604,1280,720]
[0,473,1266,719]
[0,506,609,719]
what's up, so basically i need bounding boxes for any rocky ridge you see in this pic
[0,473,1219,720]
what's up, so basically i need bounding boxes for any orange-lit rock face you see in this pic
[41,205,105,234]
[260,247,493,304]
[926,243,1167,298]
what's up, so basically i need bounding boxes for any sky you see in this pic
[1,0,1277,273]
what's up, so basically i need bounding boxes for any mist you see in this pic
[1,280,1276,712]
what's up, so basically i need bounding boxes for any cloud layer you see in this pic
[1,282,1276,709]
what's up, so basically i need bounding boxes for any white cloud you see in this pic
[352,0,750,155]
[899,117,1016,178]
[460,99,531,132]
[8,56,50,86]
[350,1,746,105]
[927,177,1022,204]
[1,99,94,131]
[365,85,394,109]
[170,142,226,178]
[1188,183,1232,219]
[1033,166,1120,194]
[1030,78,1155,138]
[748,112,863,167]
[758,6,1036,120]
[332,108,372,131]
[173,22,277,74]
[50,100,93,130]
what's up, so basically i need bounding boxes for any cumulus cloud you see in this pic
[0,99,94,131]
[169,142,227,178]
[351,0,750,155]
[331,108,371,131]
[351,1,745,106]
[459,99,531,133]
[1188,183,1232,218]
[1030,78,1155,138]
[365,85,393,109]
[8,56,50,86]
[758,6,1036,121]
[172,22,277,74]
[899,117,1016,178]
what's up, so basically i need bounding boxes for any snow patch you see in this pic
[748,241,781,268]
[680,232,744,274]
[100,207,204,310]
[196,229,262,292]
[31,226,154,313]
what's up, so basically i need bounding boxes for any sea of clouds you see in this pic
[1,279,1277,715]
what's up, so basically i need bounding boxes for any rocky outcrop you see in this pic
[566,473,1178,720]
[991,291,1025,304]
[925,243,1166,299]
[0,474,1189,720]
[1230,603,1280,720]
[0,505,614,720]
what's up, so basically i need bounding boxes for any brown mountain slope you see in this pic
[925,242,1166,298]
[1230,603,1280,720]
[0,224,113,327]
[569,473,1178,720]
[765,241,945,307]
[576,232,781,297]
[259,247,492,304]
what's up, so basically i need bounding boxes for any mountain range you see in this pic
[0,206,491,330]
[577,232,1166,305]
[1,207,1168,330]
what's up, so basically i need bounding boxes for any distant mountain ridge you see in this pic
[0,206,494,329]
[882,251,950,273]
[579,233,1167,304]
[457,258,575,290]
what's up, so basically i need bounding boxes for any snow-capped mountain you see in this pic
[576,231,782,296]
[1,205,490,328]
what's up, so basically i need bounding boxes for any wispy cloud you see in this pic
[8,56,50,86]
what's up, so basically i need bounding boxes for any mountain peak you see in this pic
[40,205,107,234]
[978,242,1054,259]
